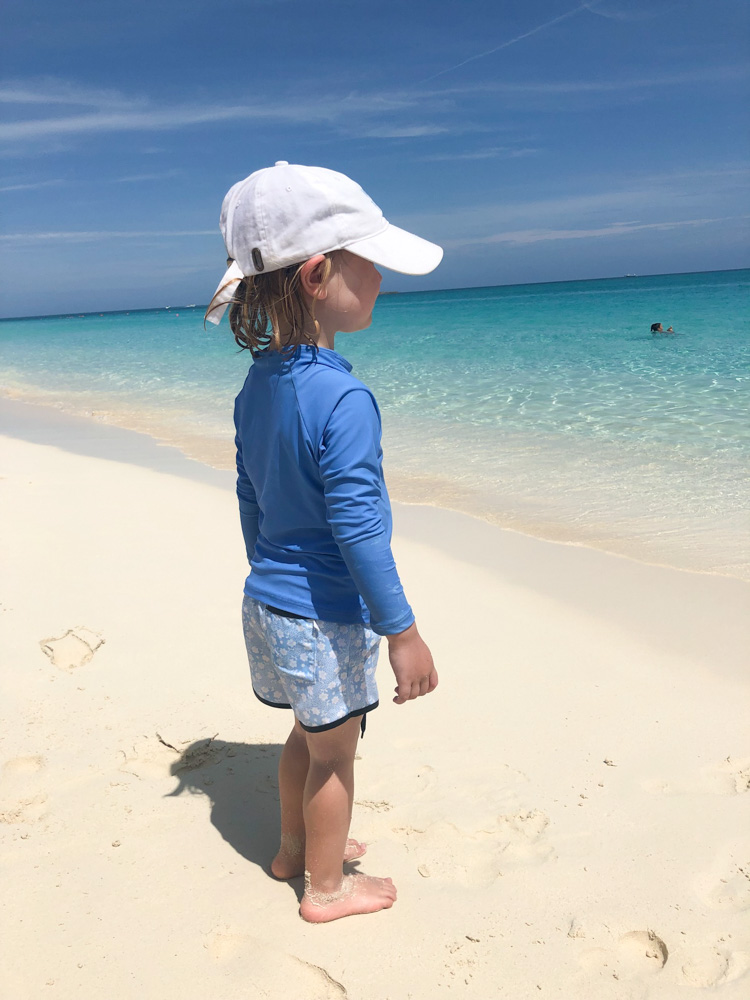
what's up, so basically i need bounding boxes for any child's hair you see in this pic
[226,253,335,354]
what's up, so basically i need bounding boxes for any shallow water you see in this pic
[2,269,748,578]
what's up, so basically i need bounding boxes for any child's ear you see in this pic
[299,255,328,300]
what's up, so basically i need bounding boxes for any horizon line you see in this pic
[1,266,747,322]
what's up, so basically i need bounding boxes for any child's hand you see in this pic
[386,622,438,704]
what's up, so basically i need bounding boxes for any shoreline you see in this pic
[2,391,747,585]
[2,394,748,680]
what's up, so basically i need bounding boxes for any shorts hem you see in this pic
[251,690,379,733]
[253,689,292,710]
[299,701,379,733]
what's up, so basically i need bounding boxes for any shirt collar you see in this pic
[254,344,353,373]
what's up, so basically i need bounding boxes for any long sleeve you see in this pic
[319,389,414,635]
[235,428,259,565]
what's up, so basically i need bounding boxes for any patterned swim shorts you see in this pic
[241,595,380,732]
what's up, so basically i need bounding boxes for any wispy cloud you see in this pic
[415,1,687,86]
[356,124,450,139]
[430,64,749,98]
[418,2,593,84]
[0,106,291,142]
[584,0,670,23]
[2,64,744,150]
[420,146,539,162]
[392,164,750,250]
[0,178,64,193]
[0,79,142,109]
[0,80,424,144]
[0,229,217,245]
[112,169,182,183]
[446,216,738,248]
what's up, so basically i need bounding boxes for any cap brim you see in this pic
[346,223,443,275]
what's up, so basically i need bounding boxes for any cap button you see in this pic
[275,160,289,167]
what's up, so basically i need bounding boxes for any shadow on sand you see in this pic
[165,735,303,896]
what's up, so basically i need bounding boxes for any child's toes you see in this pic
[344,838,367,862]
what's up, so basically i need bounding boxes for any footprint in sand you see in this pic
[0,792,48,825]
[399,808,554,887]
[579,929,668,981]
[202,925,346,998]
[39,626,104,670]
[695,855,750,912]
[0,756,48,826]
[2,756,45,776]
[494,808,554,870]
[117,734,181,781]
[397,820,488,885]
[717,756,750,795]
[677,945,750,988]
[643,755,750,797]
[414,763,437,795]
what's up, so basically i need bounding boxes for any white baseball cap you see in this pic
[205,161,443,324]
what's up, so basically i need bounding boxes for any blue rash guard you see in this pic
[234,345,414,636]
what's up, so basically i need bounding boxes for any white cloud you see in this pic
[0,178,64,192]
[430,65,749,98]
[112,169,182,183]
[0,105,291,141]
[0,83,429,144]
[445,216,740,249]
[584,0,672,23]
[0,79,142,109]
[356,125,450,139]
[0,229,217,244]
[396,165,750,239]
[420,146,539,162]
[2,64,744,150]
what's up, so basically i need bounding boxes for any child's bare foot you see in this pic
[300,872,397,923]
[270,838,367,880]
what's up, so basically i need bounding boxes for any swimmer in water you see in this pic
[651,323,675,334]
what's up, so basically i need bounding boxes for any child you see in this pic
[205,162,441,922]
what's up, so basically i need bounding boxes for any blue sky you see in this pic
[1,0,748,316]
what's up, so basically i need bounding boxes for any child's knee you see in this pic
[305,718,360,768]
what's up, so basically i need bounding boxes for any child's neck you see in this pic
[276,324,336,353]
[313,326,336,351]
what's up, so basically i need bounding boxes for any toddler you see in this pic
[206,162,441,922]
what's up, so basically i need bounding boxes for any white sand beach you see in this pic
[1,408,749,999]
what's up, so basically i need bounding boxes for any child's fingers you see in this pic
[393,674,438,704]
[393,682,417,703]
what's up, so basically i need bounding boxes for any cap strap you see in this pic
[204,260,246,326]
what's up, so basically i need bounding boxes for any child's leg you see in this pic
[271,717,367,879]
[300,716,397,923]
[270,718,309,878]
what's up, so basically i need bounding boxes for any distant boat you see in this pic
[624,273,637,277]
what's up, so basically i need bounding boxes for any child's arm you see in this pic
[235,429,259,564]
[320,389,438,702]
[320,389,414,635]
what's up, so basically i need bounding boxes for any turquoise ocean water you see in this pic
[1,269,748,579]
